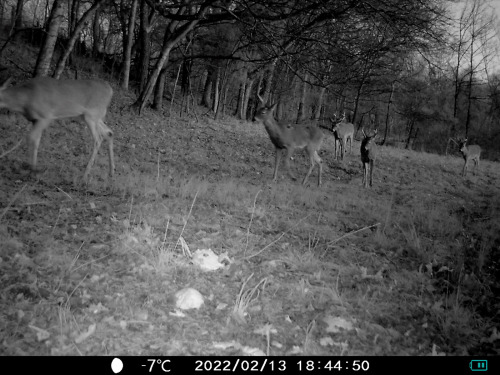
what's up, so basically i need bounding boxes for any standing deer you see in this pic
[253,94,324,186]
[0,77,115,181]
[459,138,481,176]
[360,129,378,188]
[330,112,354,160]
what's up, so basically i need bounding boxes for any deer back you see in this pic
[333,121,354,139]
[255,104,323,149]
[0,77,113,122]
[462,144,481,159]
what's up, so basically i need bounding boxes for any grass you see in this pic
[1,43,499,356]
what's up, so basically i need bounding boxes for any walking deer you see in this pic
[253,95,324,186]
[330,113,354,160]
[360,129,378,188]
[0,77,115,181]
[459,138,481,176]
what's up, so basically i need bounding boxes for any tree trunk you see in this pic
[262,58,277,103]
[68,0,80,34]
[152,68,167,110]
[92,6,102,58]
[201,68,213,108]
[138,0,155,92]
[314,86,325,120]
[236,68,248,119]
[121,0,138,89]
[243,76,255,121]
[34,0,64,77]
[381,81,395,145]
[134,6,204,114]
[213,67,220,114]
[296,72,308,122]
[405,119,414,149]
[53,0,106,79]
[14,0,24,30]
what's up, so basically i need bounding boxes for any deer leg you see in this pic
[27,119,51,173]
[369,160,374,187]
[362,162,367,188]
[272,148,283,181]
[302,148,315,186]
[284,147,297,181]
[302,150,322,186]
[462,160,467,177]
[98,119,115,177]
[83,115,104,181]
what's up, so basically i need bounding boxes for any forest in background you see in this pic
[1,0,500,160]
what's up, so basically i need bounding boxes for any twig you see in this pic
[322,223,381,258]
[174,189,199,252]
[243,213,313,260]
[0,139,22,159]
[53,185,73,200]
[0,184,27,222]
[244,189,261,257]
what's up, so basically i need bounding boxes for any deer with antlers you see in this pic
[330,112,354,160]
[253,94,324,186]
[458,138,481,176]
[0,76,115,181]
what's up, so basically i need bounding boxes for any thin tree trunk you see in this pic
[201,68,213,108]
[314,87,325,120]
[92,6,101,58]
[152,68,167,110]
[14,0,24,30]
[135,6,204,114]
[296,72,308,122]
[242,76,255,120]
[236,68,247,119]
[213,67,220,114]
[34,0,64,77]
[53,0,106,79]
[381,81,395,145]
[121,0,138,89]
[262,58,277,103]
[138,0,154,92]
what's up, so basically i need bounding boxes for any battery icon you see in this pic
[470,360,488,371]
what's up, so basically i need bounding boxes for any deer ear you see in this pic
[270,103,278,112]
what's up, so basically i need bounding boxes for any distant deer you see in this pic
[0,77,115,181]
[253,94,324,186]
[330,112,354,160]
[360,129,378,188]
[459,138,481,176]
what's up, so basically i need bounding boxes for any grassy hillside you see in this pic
[0,41,499,356]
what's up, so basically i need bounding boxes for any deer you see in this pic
[253,94,324,186]
[0,76,115,181]
[458,138,481,176]
[330,112,354,160]
[360,128,378,188]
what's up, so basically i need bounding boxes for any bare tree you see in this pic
[34,0,64,77]
[53,0,107,79]
[121,0,138,89]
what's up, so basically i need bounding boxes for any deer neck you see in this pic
[263,118,289,149]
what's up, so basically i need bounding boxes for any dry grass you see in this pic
[0,41,499,356]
